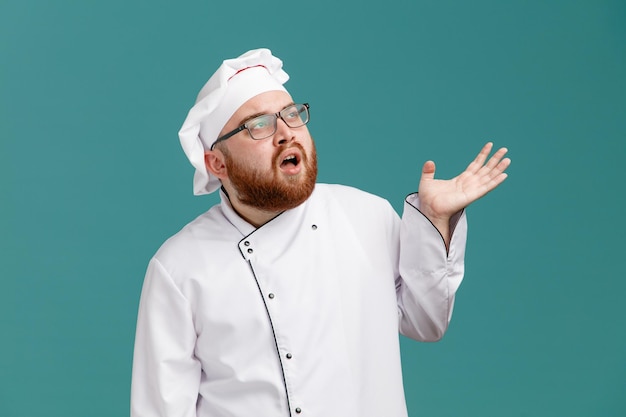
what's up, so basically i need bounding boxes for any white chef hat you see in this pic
[178,48,290,195]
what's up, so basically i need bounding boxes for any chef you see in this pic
[131,48,510,417]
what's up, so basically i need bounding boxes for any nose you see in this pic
[273,117,295,146]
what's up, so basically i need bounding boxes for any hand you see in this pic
[418,142,511,229]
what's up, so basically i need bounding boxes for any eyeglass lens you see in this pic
[247,104,309,140]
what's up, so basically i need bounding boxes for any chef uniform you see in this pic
[131,49,467,417]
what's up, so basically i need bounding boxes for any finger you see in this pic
[421,160,436,181]
[482,157,511,188]
[473,147,509,179]
[496,157,511,173]
[483,147,509,171]
[466,142,493,173]
[485,172,509,192]
[483,156,511,181]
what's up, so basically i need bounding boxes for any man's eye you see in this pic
[284,108,299,120]
[249,118,270,130]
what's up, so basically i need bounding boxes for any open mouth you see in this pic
[278,149,303,175]
[281,154,300,168]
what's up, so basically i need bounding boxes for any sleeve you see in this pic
[396,193,467,342]
[131,258,201,417]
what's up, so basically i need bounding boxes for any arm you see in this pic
[396,195,466,341]
[397,143,510,341]
[131,258,201,417]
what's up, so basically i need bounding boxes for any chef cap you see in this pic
[178,48,289,195]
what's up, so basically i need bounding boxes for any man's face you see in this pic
[215,90,318,212]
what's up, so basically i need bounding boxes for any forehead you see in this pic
[229,90,294,125]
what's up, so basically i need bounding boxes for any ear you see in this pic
[204,149,228,179]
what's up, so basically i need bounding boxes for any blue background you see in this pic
[1,0,624,415]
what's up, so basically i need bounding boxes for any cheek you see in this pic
[231,145,276,170]
[302,135,315,154]
[299,130,314,147]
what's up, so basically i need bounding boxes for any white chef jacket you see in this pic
[131,183,467,417]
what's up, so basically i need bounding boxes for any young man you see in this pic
[131,48,510,417]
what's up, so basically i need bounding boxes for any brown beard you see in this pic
[222,141,318,212]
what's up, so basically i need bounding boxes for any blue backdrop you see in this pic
[1,0,624,415]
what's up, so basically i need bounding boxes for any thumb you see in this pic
[421,160,436,181]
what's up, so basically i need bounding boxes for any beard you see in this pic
[222,141,318,213]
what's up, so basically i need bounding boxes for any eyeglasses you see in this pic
[211,103,310,149]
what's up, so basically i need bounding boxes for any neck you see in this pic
[222,186,281,228]
[233,201,282,228]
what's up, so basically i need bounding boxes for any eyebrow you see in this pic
[237,101,296,126]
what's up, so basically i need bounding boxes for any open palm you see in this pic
[418,142,511,222]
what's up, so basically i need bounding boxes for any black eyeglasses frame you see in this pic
[210,103,310,150]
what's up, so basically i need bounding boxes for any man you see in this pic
[131,48,510,417]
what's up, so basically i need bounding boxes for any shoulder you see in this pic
[152,205,240,272]
[310,184,400,253]
[313,183,396,214]
[314,183,390,205]
[311,184,399,233]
